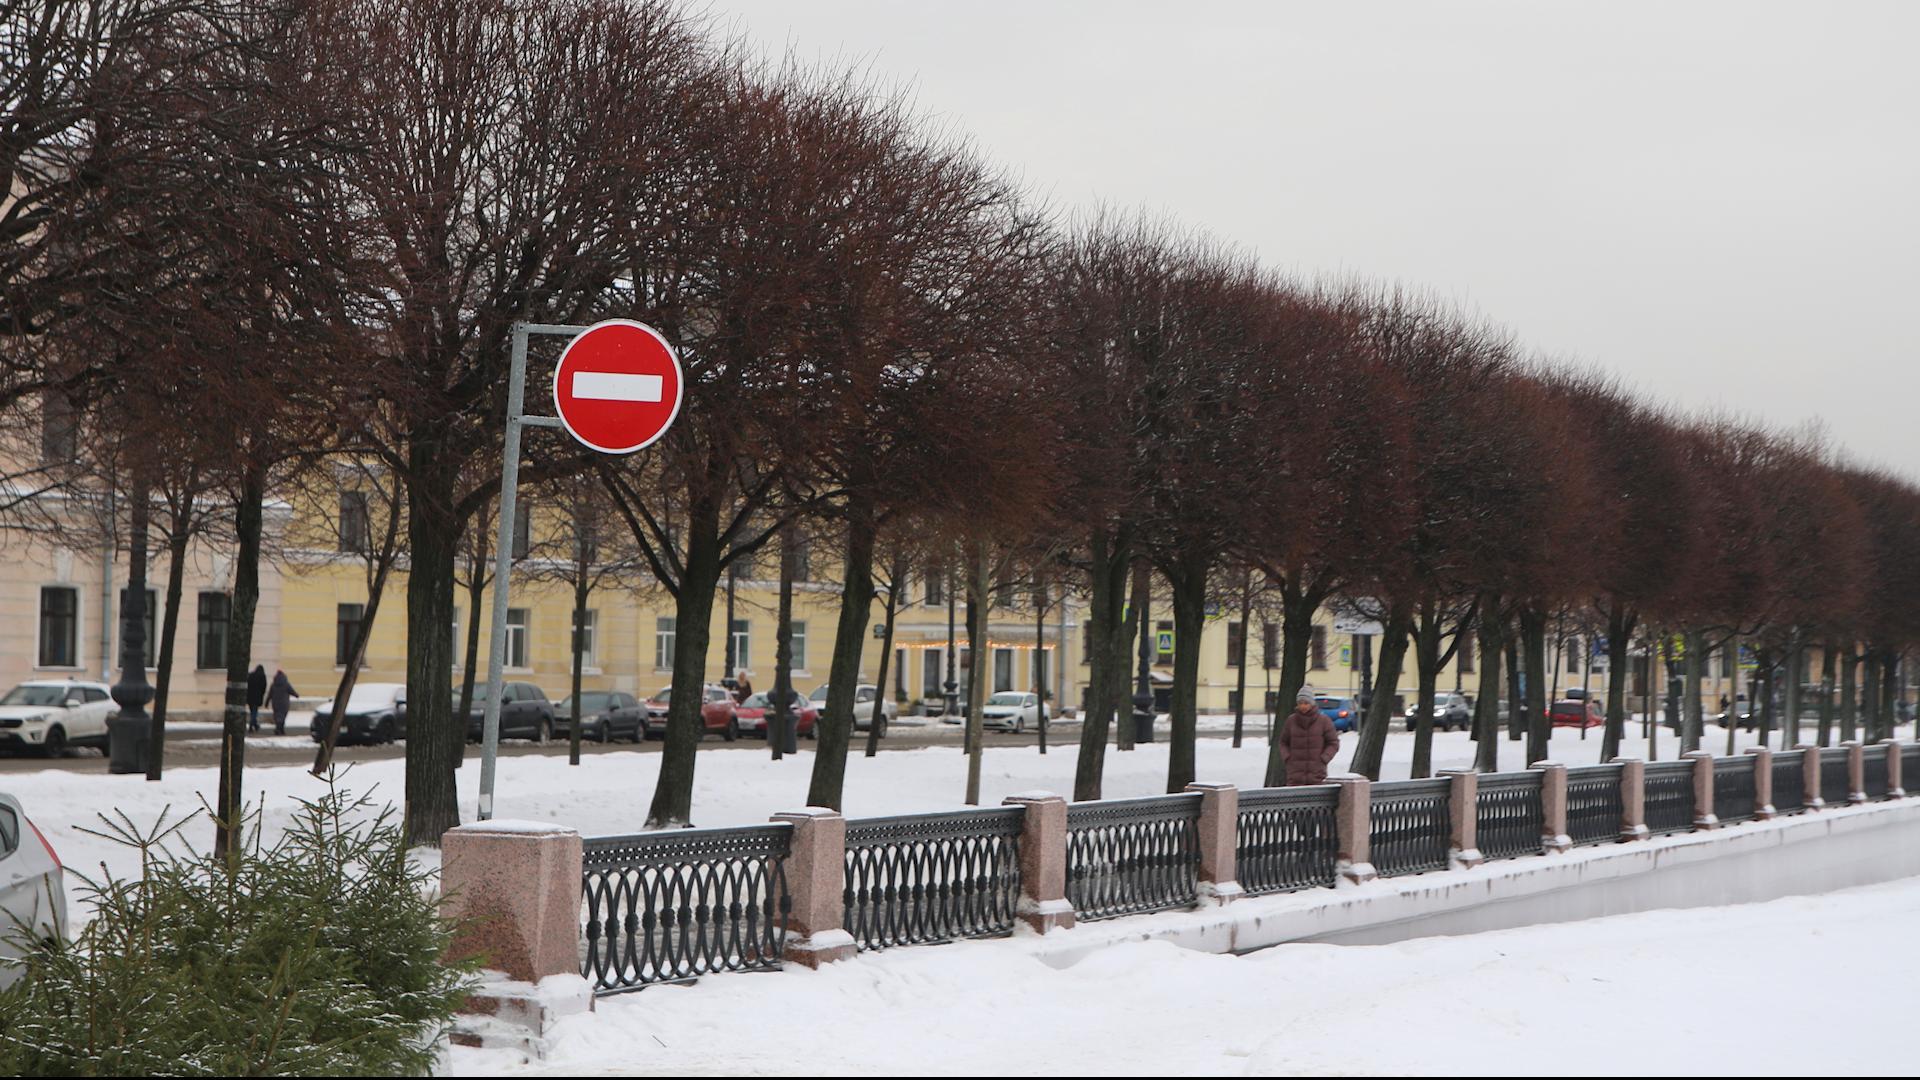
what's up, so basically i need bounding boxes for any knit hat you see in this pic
[1295,691,1314,705]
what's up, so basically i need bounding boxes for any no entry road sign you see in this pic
[551,319,684,454]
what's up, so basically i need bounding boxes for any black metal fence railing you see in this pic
[1565,764,1624,846]
[1476,772,1544,861]
[1370,778,1450,876]
[1065,793,1203,921]
[1773,753,1807,814]
[1820,747,1853,807]
[581,824,791,994]
[1713,756,1757,824]
[1236,786,1339,895]
[1863,745,1891,800]
[1643,760,1696,835]
[843,807,1024,952]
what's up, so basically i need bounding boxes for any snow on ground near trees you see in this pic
[453,874,1920,1076]
[4,715,1891,902]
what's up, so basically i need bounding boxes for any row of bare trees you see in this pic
[7,0,1917,843]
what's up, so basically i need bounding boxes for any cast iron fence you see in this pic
[1565,764,1624,846]
[1369,778,1450,876]
[1065,793,1202,921]
[1773,752,1807,814]
[842,807,1024,951]
[1864,744,1891,800]
[1475,772,1544,861]
[1236,786,1339,895]
[581,824,791,994]
[1643,760,1696,835]
[1820,747,1853,807]
[1713,755,1757,824]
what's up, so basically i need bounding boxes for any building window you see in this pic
[923,648,944,699]
[729,619,751,671]
[573,609,597,668]
[1262,623,1279,669]
[924,572,944,606]
[338,491,369,554]
[505,608,530,669]
[993,648,1014,693]
[787,619,806,671]
[41,393,76,465]
[1227,622,1244,668]
[655,617,676,670]
[38,586,79,667]
[1567,637,1581,674]
[1155,620,1174,665]
[336,603,365,666]
[896,647,908,698]
[119,587,156,668]
[196,592,230,670]
[512,501,532,559]
[1459,633,1475,674]
[1311,626,1328,671]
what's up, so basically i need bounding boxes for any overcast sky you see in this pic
[709,0,1918,477]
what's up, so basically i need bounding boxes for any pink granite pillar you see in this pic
[1883,738,1906,798]
[440,821,584,984]
[1535,761,1571,852]
[1843,741,1867,804]
[1613,757,1650,841]
[769,808,855,967]
[1334,776,1376,886]
[1683,750,1718,828]
[1185,782,1245,904]
[1799,744,1823,809]
[1440,769,1482,869]
[1003,792,1075,933]
[1744,746,1775,819]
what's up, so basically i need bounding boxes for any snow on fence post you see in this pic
[769,808,856,968]
[1535,762,1571,852]
[440,821,585,984]
[1883,738,1906,798]
[1843,741,1867,805]
[1683,750,1718,829]
[1745,746,1775,819]
[1002,792,1076,933]
[1334,775,1377,886]
[1185,782,1246,904]
[1799,745,1824,809]
[1613,758,1650,841]
[1441,769,1482,869]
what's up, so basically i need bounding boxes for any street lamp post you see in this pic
[109,475,153,774]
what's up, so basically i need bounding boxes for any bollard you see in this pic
[769,807,857,967]
[1744,746,1775,819]
[1334,775,1376,886]
[1440,769,1483,869]
[1534,761,1572,852]
[1185,782,1245,904]
[1684,750,1718,829]
[1613,757,1650,841]
[1003,792,1076,933]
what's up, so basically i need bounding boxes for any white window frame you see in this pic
[505,607,530,670]
[730,618,751,672]
[655,616,676,672]
[574,608,599,671]
[788,619,806,672]
[38,585,82,670]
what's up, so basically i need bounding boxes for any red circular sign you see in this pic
[551,319,684,454]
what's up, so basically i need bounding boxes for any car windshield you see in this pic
[1,685,69,707]
[341,686,400,712]
[741,693,770,709]
[565,692,613,711]
[988,693,1026,706]
[809,686,830,703]
[648,689,671,704]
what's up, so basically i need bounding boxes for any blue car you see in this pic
[1315,695,1362,732]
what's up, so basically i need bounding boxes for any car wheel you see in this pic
[377,718,396,744]
[805,721,818,741]
[597,720,611,744]
[42,725,67,758]
[536,718,552,744]
[1014,716,1025,735]
[724,717,739,742]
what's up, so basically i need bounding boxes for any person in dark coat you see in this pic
[268,669,296,736]
[246,665,268,732]
[733,670,754,704]
[1277,690,1339,786]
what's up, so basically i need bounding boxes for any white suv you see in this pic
[0,680,115,756]
[0,792,68,989]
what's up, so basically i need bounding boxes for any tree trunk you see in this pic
[1602,602,1635,762]
[1164,554,1207,793]
[1122,559,1150,752]
[569,572,588,766]
[1504,637,1523,741]
[648,506,722,827]
[149,520,191,777]
[215,464,264,856]
[864,562,901,758]
[1817,644,1836,747]
[1682,629,1705,753]
[964,547,990,805]
[455,512,490,768]
[1473,598,1505,773]
[1839,648,1859,745]
[771,527,795,761]
[1263,582,1319,787]
[1861,650,1880,744]
[1409,600,1442,780]
[1522,607,1549,766]
[807,499,877,810]
[1074,529,1125,799]
[1231,570,1252,749]
[1785,643,1804,746]
[403,438,464,846]
[1756,649,1775,748]
[1352,605,1412,780]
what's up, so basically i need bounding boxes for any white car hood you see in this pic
[0,706,55,722]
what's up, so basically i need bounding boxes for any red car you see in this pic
[734,692,819,739]
[1549,699,1604,729]
[645,685,741,741]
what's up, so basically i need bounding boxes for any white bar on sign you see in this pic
[573,371,664,403]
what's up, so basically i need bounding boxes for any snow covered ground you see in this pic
[452,873,1920,1076]
[4,716,1896,904]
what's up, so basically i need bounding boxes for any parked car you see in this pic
[644,685,740,741]
[556,691,648,743]
[979,691,1046,733]
[810,684,897,733]
[0,680,114,757]
[465,681,558,742]
[0,791,67,990]
[1314,695,1362,733]
[734,692,819,739]
[1404,692,1472,732]
[308,682,408,745]
[1549,699,1604,729]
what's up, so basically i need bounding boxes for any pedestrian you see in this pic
[269,668,296,736]
[1277,690,1339,786]
[246,664,268,733]
[733,669,754,704]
